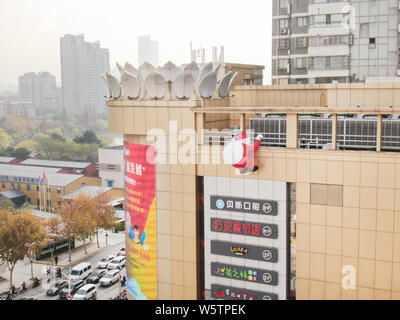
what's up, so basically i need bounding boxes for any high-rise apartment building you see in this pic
[18,72,57,114]
[138,35,159,67]
[60,34,110,114]
[272,0,400,84]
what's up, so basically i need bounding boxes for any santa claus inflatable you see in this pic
[223,131,263,174]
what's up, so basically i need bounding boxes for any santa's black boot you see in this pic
[249,166,259,173]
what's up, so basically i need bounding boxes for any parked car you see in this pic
[72,284,97,300]
[46,280,68,296]
[59,280,85,299]
[19,297,38,300]
[99,269,121,287]
[97,255,114,269]
[108,256,126,270]
[117,248,126,256]
[69,262,92,281]
[86,270,107,284]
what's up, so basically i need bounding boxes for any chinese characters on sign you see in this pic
[210,217,278,239]
[211,240,278,263]
[211,284,278,301]
[211,195,278,216]
[211,262,278,286]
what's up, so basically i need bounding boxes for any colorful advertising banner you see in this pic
[124,142,157,300]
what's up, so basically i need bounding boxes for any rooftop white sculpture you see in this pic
[102,60,240,101]
[145,71,168,99]
[121,72,141,99]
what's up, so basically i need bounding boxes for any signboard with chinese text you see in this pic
[210,217,278,239]
[204,177,289,300]
[210,195,278,216]
[124,142,157,300]
[211,262,278,286]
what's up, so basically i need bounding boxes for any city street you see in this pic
[14,242,126,301]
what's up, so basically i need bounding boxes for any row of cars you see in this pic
[46,248,126,300]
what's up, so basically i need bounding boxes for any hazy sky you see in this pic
[0,0,272,87]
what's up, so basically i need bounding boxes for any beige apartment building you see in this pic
[107,74,400,300]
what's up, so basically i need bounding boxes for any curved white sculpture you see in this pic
[106,73,121,99]
[218,71,233,98]
[199,70,218,99]
[198,62,213,82]
[121,72,141,99]
[101,75,112,98]
[173,71,196,99]
[218,71,238,98]
[184,61,199,82]
[139,61,155,82]
[213,63,222,75]
[116,62,124,75]
[161,61,180,82]
[124,62,138,79]
[145,72,168,99]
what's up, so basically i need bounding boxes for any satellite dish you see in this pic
[161,61,180,82]
[198,62,213,82]
[139,61,155,83]
[116,62,124,75]
[121,72,141,99]
[173,71,196,99]
[106,73,121,99]
[219,71,238,98]
[184,61,200,82]
[145,72,168,99]
[199,70,218,99]
[124,62,138,79]
[101,75,112,98]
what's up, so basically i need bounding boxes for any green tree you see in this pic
[16,140,37,152]
[73,130,100,145]
[0,128,12,150]
[11,148,30,160]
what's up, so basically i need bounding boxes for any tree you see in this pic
[50,132,66,143]
[16,140,37,152]
[0,128,12,150]
[25,214,48,280]
[0,209,45,290]
[46,216,64,266]
[71,194,96,254]
[73,130,100,145]
[11,147,30,160]
[56,202,75,262]
[93,192,117,248]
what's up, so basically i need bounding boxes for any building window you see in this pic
[37,199,40,206]
[47,200,51,208]
[27,184,31,191]
[36,185,39,192]
[297,17,307,28]
[369,38,376,49]
[280,0,288,9]
[279,19,289,34]
[278,59,289,71]
[11,183,15,190]
[1,182,5,188]
[17,184,21,190]
[279,39,289,49]
[57,187,61,194]
[107,180,114,188]
[295,37,307,49]
[47,186,51,192]
[27,198,31,204]
[296,58,307,69]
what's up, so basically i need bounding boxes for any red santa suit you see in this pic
[223,131,263,174]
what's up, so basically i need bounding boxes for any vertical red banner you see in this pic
[124,142,157,300]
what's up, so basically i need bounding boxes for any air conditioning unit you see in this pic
[280,29,289,35]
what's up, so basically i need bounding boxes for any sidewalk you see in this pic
[0,231,125,293]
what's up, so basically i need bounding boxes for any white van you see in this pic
[69,262,92,281]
